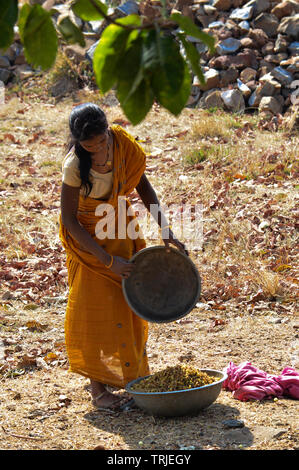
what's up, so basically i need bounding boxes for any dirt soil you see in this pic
[0,84,298,451]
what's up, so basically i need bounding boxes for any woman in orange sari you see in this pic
[59,103,187,410]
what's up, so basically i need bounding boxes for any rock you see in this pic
[278,15,299,39]
[243,0,270,15]
[14,45,27,66]
[208,21,225,29]
[116,0,139,16]
[212,0,233,11]
[271,1,294,19]
[230,6,254,20]
[187,91,201,107]
[275,52,289,62]
[248,28,269,47]
[232,0,248,6]
[0,56,10,68]
[288,41,299,55]
[274,34,290,52]
[275,94,285,109]
[196,14,213,28]
[259,62,275,76]
[225,19,241,33]
[289,0,299,14]
[220,66,239,86]
[86,41,99,63]
[240,67,257,82]
[50,75,78,97]
[238,20,250,32]
[253,13,279,37]
[246,79,257,90]
[281,56,299,68]
[221,88,245,112]
[248,80,279,106]
[264,52,288,63]
[271,66,294,85]
[13,64,35,80]
[210,50,258,69]
[222,419,245,429]
[0,68,11,84]
[0,43,19,65]
[215,27,233,40]
[237,78,252,97]
[203,4,217,15]
[88,20,105,34]
[259,72,282,89]
[240,37,255,48]
[259,96,283,114]
[262,42,275,55]
[216,37,242,54]
[0,44,17,64]
[198,89,224,108]
[199,68,221,90]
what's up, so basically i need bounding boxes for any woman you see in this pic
[59,103,187,410]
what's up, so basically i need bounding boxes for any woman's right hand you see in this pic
[109,256,135,279]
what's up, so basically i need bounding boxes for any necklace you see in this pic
[94,131,112,168]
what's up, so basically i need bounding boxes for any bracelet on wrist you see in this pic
[104,255,114,269]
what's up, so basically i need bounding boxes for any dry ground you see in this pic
[0,82,298,451]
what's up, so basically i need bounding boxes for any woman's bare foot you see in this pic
[90,380,122,409]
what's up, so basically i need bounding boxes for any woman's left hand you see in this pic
[161,227,189,256]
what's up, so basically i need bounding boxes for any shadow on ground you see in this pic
[84,401,254,450]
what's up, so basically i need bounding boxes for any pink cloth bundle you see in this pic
[222,362,299,401]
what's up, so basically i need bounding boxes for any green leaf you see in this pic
[141,29,160,72]
[178,33,205,85]
[71,0,107,21]
[93,16,141,93]
[116,35,154,124]
[171,12,215,51]
[57,15,85,47]
[0,0,18,49]
[18,4,58,70]
[113,14,141,28]
[149,33,191,115]
[155,59,191,116]
[118,78,154,125]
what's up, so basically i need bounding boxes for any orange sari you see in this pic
[59,126,150,388]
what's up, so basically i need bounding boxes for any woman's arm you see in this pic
[136,174,188,255]
[60,183,134,277]
[61,183,112,265]
[135,174,168,228]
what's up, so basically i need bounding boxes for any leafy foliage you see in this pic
[71,0,107,21]
[0,0,215,124]
[0,0,18,49]
[18,3,58,70]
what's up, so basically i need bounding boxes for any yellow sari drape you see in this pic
[59,126,150,387]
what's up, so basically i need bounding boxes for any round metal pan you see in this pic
[122,246,201,323]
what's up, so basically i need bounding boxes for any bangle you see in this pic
[104,255,114,269]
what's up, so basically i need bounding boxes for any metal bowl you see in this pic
[125,369,227,417]
[122,246,201,323]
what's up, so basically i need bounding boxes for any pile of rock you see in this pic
[187,0,299,114]
[0,0,298,116]
[0,41,34,84]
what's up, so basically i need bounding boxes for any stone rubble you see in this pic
[0,0,298,115]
